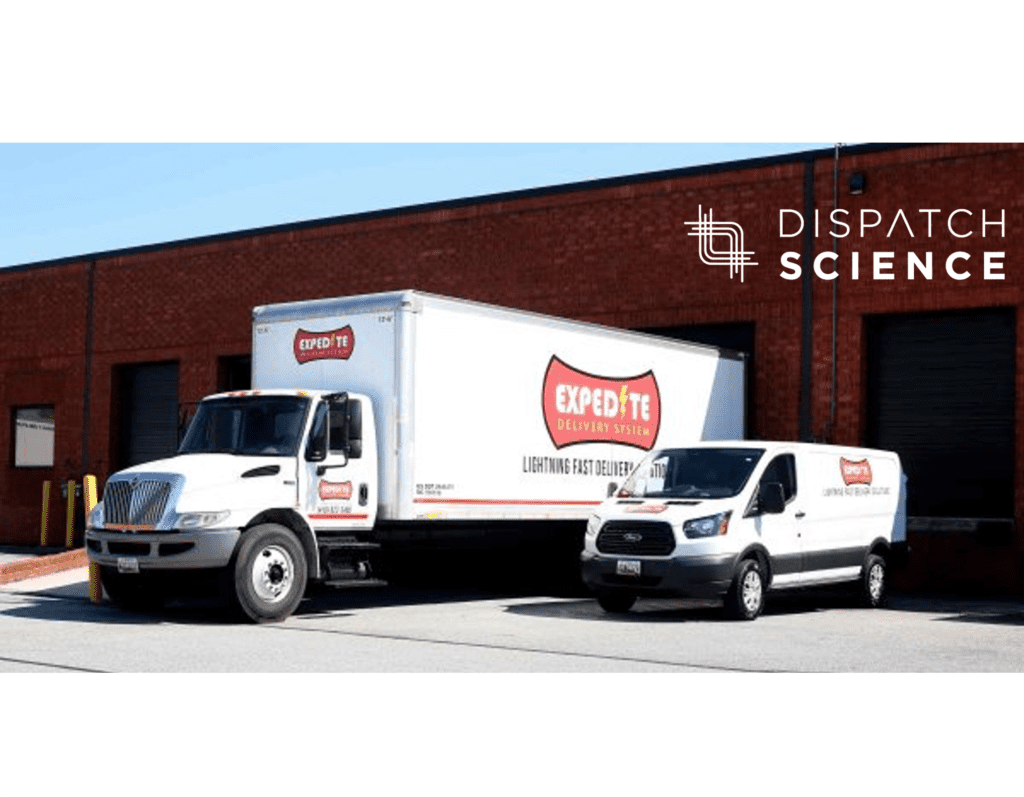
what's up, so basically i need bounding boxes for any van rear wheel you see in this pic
[861,554,887,608]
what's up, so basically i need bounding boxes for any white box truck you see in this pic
[581,441,908,619]
[85,290,746,621]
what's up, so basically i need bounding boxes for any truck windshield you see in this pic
[179,396,310,457]
[620,447,765,499]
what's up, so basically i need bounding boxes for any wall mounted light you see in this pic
[849,172,866,195]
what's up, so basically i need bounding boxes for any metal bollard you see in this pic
[65,479,77,548]
[40,480,52,547]
[83,475,102,603]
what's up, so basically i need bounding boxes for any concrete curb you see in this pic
[0,548,89,586]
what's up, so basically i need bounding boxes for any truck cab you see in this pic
[85,389,376,621]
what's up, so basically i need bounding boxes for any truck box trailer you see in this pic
[86,290,746,621]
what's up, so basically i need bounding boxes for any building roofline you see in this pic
[2,142,918,274]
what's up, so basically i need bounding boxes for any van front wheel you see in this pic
[724,558,764,620]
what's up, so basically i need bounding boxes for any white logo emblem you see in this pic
[686,205,758,282]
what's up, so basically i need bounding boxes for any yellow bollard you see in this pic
[83,475,103,603]
[65,479,76,548]
[40,480,52,547]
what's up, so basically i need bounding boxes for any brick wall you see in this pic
[3,143,1023,593]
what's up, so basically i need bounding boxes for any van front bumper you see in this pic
[580,549,737,598]
[85,527,241,570]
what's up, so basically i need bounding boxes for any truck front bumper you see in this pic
[580,549,737,599]
[85,527,241,570]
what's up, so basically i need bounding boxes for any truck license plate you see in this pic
[117,557,139,574]
[616,559,641,577]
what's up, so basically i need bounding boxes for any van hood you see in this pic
[595,496,735,523]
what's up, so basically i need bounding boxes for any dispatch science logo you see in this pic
[686,204,758,283]
[688,205,1008,284]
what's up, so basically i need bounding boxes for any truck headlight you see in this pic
[88,501,104,529]
[586,514,601,537]
[175,510,231,530]
[682,511,731,539]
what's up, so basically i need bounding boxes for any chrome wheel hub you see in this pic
[742,569,762,613]
[868,563,884,602]
[251,545,294,603]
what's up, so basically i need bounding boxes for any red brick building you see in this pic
[3,142,1022,594]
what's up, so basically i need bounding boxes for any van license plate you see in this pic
[117,557,139,574]
[616,559,641,577]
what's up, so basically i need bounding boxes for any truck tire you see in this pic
[724,558,764,620]
[100,566,166,612]
[860,553,887,608]
[597,591,637,613]
[232,523,307,622]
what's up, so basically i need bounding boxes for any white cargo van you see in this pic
[86,291,746,621]
[580,441,907,619]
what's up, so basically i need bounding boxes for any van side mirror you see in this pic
[607,482,618,498]
[758,482,786,515]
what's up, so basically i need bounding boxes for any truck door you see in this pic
[301,397,377,534]
[749,453,803,587]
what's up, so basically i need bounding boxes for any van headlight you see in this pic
[175,510,231,530]
[682,511,731,539]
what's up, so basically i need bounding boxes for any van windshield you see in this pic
[179,396,310,457]
[620,447,765,499]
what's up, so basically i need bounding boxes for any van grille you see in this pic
[104,479,172,528]
[596,522,676,556]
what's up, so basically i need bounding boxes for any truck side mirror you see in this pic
[305,403,328,462]
[347,399,362,459]
[758,482,786,515]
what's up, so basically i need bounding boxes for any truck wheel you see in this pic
[100,566,165,612]
[861,554,887,608]
[724,558,764,620]
[232,524,307,622]
[597,591,637,613]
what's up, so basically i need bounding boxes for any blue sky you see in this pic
[0,143,827,269]
[0,5,1009,272]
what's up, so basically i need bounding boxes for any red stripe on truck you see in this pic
[413,498,602,506]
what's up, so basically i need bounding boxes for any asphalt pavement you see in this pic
[5,556,1024,630]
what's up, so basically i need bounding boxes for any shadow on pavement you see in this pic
[295,581,521,618]
[2,578,548,626]
[0,594,162,625]
[506,589,1024,627]
[506,587,869,623]
[935,611,1024,626]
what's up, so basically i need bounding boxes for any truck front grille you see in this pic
[596,522,676,556]
[104,479,173,528]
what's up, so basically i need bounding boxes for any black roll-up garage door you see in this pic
[866,308,1015,519]
[118,362,180,468]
